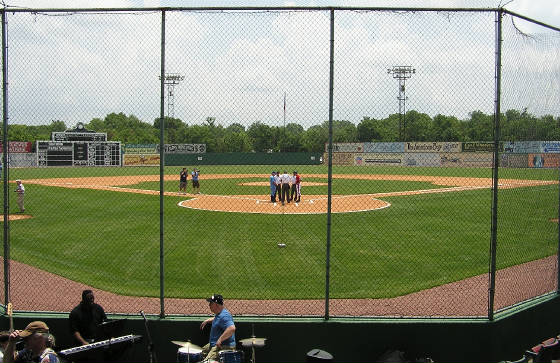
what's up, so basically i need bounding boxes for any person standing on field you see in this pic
[269,171,276,203]
[14,180,25,213]
[179,168,188,194]
[274,171,281,202]
[291,171,301,203]
[280,171,291,205]
[192,168,200,194]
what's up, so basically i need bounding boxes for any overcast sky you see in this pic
[3,0,560,128]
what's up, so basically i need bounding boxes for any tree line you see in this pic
[2,108,559,153]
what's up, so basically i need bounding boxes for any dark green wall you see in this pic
[3,295,559,362]
[164,152,322,166]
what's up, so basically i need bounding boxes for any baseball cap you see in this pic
[206,294,224,305]
[19,321,49,338]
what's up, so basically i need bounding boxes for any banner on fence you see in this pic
[325,143,364,153]
[404,153,440,167]
[462,141,502,153]
[0,153,37,167]
[123,144,158,154]
[355,153,403,166]
[529,153,560,168]
[500,153,527,168]
[363,142,405,153]
[405,142,461,153]
[0,141,32,153]
[440,152,493,167]
[323,152,354,165]
[123,154,160,166]
[164,144,206,154]
[541,142,560,153]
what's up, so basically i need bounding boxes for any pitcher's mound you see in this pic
[178,194,390,214]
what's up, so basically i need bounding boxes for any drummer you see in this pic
[200,294,236,361]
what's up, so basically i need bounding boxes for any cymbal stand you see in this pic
[251,324,256,363]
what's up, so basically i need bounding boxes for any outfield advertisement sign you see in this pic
[0,141,32,153]
[123,144,158,154]
[440,152,493,167]
[323,152,355,165]
[363,142,405,153]
[405,142,461,153]
[502,141,560,154]
[325,143,364,153]
[123,154,160,166]
[0,153,37,167]
[124,144,207,154]
[500,154,527,168]
[529,153,560,168]
[462,142,502,153]
[164,144,206,153]
[355,153,403,166]
[404,153,440,167]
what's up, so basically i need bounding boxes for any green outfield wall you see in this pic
[164,152,323,166]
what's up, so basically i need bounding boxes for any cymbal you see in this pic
[171,340,202,350]
[239,337,266,348]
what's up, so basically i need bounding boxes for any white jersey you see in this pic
[280,173,291,184]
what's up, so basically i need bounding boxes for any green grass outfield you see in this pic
[1,164,558,300]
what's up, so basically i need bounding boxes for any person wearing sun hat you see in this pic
[199,294,236,362]
[4,321,59,363]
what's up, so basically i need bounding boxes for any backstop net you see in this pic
[0,7,558,318]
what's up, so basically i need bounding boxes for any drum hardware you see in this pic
[218,350,243,363]
[173,340,204,363]
[172,340,203,350]
[239,324,266,363]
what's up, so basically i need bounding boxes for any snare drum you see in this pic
[218,350,243,363]
[177,346,203,363]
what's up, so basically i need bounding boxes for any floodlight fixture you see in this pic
[159,73,184,118]
[387,65,416,141]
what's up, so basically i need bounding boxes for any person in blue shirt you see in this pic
[269,171,277,203]
[200,294,236,361]
[191,169,200,194]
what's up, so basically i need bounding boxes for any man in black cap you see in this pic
[4,321,59,363]
[200,294,236,361]
[69,290,107,346]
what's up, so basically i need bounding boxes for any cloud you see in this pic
[3,3,559,129]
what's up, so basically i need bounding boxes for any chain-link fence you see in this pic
[0,7,558,319]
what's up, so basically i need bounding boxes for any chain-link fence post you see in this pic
[2,8,10,308]
[324,8,335,321]
[159,9,166,319]
[488,7,503,322]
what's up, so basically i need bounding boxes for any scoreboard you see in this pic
[37,141,121,167]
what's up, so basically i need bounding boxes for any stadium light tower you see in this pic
[159,73,184,118]
[387,66,415,141]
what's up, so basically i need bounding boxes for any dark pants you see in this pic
[275,185,281,201]
[282,183,290,203]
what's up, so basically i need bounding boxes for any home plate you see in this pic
[256,200,260,204]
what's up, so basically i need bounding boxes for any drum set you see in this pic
[172,335,266,363]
